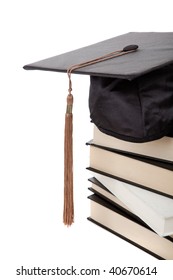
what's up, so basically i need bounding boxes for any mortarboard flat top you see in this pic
[24,32,173,80]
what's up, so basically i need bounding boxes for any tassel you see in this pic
[63,91,74,226]
[63,45,138,226]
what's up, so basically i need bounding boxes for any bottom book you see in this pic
[88,194,173,260]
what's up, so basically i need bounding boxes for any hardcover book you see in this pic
[88,194,173,260]
[93,125,173,163]
[88,175,173,237]
[87,144,173,198]
[88,177,151,227]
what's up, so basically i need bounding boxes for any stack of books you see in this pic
[87,125,173,260]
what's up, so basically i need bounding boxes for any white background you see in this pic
[1,0,173,279]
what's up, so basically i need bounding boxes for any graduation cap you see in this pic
[24,32,173,226]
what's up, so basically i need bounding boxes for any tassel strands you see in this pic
[63,45,138,225]
[63,72,74,226]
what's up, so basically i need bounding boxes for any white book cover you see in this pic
[93,172,173,237]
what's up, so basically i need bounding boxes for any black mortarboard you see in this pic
[24,32,173,225]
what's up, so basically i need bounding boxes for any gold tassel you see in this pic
[63,92,74,226]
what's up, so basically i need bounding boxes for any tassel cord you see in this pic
[63,44,138,226]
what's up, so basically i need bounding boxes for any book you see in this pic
[88,177,153,228]
[88,175,173,237]
[93,125,173,163]
[88,194,173,260]
[89,177,131,213]
[87,144,173,198]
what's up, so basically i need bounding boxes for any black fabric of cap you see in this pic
[24,32,173,142]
